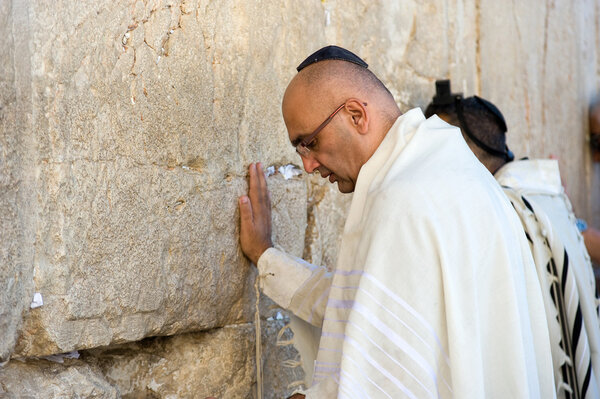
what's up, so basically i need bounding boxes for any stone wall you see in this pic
[1,0,599,397]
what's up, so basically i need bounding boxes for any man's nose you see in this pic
[301,155,320,173]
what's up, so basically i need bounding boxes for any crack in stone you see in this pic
[541,0,551,129]
[474,0,481,94]
[404,62,435,82]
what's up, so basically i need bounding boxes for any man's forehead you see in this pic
[284,113,312,146]
[283,83,313,144]
[283,75,307,107]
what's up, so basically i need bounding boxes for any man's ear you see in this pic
[345,99,369,134]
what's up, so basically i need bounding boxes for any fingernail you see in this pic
[240,196,248,204]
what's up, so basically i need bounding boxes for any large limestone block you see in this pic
[14,169,305,357]
[8,0,322,357]
[27,0,316,177]
[320,0,478,110]
[0,0,21,362]
[0,358,118,398]
[478,0,597,217]
[85,321,303,399]
[0,0,37,362]
[86,325,256,398]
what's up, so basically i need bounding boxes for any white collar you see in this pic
[494,159,563,195]
[342,108,425,231]
[355,108,425,191]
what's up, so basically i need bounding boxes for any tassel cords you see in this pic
[255,274,263,399]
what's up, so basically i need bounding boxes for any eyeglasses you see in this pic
[295,102,346,157]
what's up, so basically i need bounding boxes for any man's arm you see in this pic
[238,163,332,327]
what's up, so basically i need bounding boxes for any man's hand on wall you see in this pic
[239,162,274,264]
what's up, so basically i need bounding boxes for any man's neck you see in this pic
[491,160,508,175]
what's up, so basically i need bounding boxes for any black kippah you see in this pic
[473,95,507,133]
[296,45,368,72]
[432,80,462,105]
[456,95,513,162]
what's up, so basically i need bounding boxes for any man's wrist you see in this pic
[252,243,273,265]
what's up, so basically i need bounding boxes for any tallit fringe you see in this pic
[276,319,307,392]
[255,274,263,399]
[277,324,294,346]
[508,189,574,398]
[558,381,574,395]
[287,379,306,390]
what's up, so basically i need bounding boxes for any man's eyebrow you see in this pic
[290,135,308,147]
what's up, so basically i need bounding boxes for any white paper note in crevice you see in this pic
[263,164,302,180]
[30,292,43,309]
[265,166,275,177]
[277,164,302,180]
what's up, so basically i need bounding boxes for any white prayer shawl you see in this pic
[496,160,600,398]
[258,109,555,398]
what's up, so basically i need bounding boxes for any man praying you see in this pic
[238,46,555,398]
[425,80,600,399]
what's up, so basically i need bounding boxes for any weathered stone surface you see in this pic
[5,0,318,357]
[14,170,305,357]
[0,0,37,362]
[0,358,118,398]
[303,175,351,269]
[1,0,599,395]
[320,0,479,112]
[0,0,20,364]
[86,325,255,398]
[84,320,303,399]
[478,0,598,221]
[262,317,306,399]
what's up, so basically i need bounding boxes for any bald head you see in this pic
[297,60,391,98]
[282,58,401,193]
[283,60,399,138]
[288,60,393,107]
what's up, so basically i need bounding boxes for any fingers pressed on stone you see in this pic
[257,162,267,193]
[248,162,256,185]
[249,162,269,217]
[256,162,271,209]
[239,196,254,225]
[248,163,261,207]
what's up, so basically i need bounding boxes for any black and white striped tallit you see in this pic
[497,160,600,399]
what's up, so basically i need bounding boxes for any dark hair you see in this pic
[425,82,513,162]
[425,102,456,119]
[454,97,509,157]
